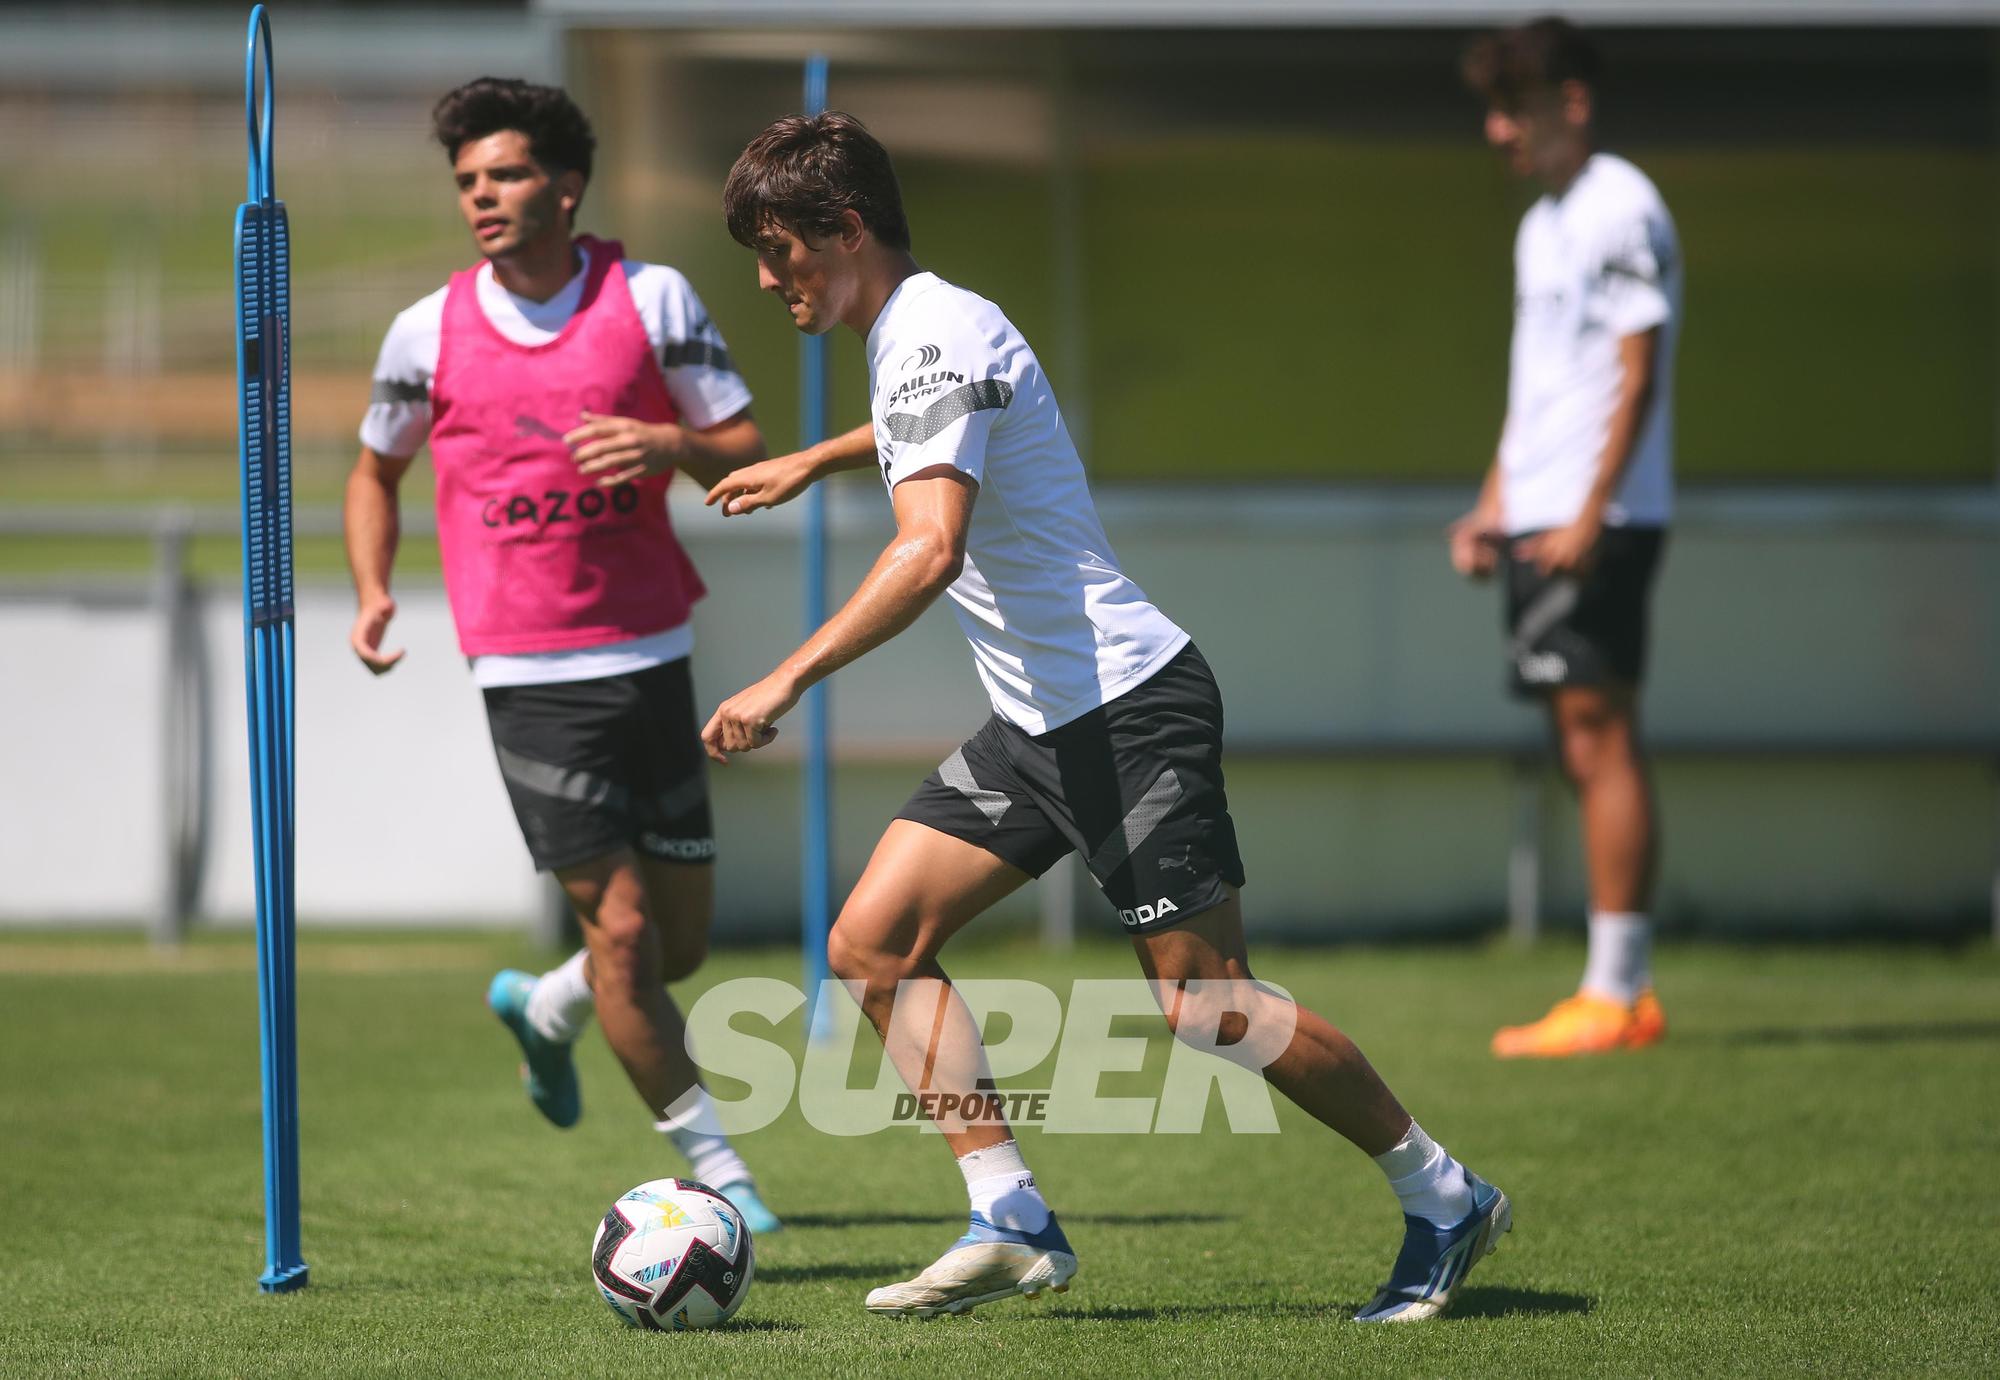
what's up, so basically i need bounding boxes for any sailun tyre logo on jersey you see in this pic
[899,343,941,372]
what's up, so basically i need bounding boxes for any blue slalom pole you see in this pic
[800,52,836,1043]
[235,3,307,1293]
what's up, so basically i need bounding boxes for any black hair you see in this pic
[724,111,912,252]
[432,77,596,193]
[1461,17,1603,110]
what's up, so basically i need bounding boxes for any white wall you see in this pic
[1,488,1994,935]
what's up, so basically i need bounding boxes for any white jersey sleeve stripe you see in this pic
[884,379,1012,445]
[370,377,428,404]
[657,338,735,374]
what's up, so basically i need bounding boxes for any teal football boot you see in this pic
[486,969,582,1129]
[717,1180,784,1237]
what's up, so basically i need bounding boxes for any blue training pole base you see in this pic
[260,1262,310,1294]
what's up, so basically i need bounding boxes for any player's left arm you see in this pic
[567,268,766,488]
[701,467,975,763]
[1524,327,1658,576]
[564,406,766,492]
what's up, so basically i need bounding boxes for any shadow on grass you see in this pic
[777,1212,955,1229]
[714,1318,808,1333]
[1036,1286,1591,1324]
[1066,1212,1231,1226]
[1445,1286,1593,1319]
[1695,1020,2000,1048]
[756,1260,911,1284]
[778,1211,1231,1230]
[1034,1302,1328,1323]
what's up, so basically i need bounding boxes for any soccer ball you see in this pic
[591,1178,754,1330]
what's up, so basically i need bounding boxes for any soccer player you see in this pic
[698,112,1508,1322]
[1449,19,1680,1058]
[344,78,779,1231]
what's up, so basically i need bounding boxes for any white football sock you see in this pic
[1373,1121,1475,1228]
[524,949,594,1044]
[656,1087,752,1190]
[958,1139,1050,1233]
[1579,911,1651,1005]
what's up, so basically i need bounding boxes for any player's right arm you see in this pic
[704,422,878,517]
[1449,453,1506,580]
[344,444,416,674]
[348,297,438,673]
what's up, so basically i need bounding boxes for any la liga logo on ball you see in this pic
[591,1179,755,1330]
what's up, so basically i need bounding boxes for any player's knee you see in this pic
[591,898,650,949]
[1147,944,1257,1047]
[1213,1009,1252,1047]
[825,924,865,983]
[1158,984,1253,1048]
[1559,730,1602,783]
[1561,718,1635,785]
[826,923,915,993]
[657,928,708,984]
[1147,937,1252,989]
[588,905,663,991]
[561,878,609,925]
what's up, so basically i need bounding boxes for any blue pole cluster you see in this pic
[234,3,307,1294]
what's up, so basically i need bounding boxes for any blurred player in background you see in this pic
[1449,19,1681,1058]
[342,78,780,1231]
[701,112,1509,1323]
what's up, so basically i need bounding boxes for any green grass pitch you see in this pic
[3,932,1997,1377]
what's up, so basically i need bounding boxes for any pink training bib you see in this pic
[429,235,706,656]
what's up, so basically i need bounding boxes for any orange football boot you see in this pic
[1491,991,1638,1059]
[1624,988,1667,1049]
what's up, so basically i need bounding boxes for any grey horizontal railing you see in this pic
[6,484,1999,544]
[3,488,1997,945]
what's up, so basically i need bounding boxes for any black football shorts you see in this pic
[897,643,1246,934]
[1504,526,1666,696]
[481,658,715,873]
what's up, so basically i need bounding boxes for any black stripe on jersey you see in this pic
[1603,259,1661,286]
[884,379,1013,445]
[658,339,736,374]
[370,377,428,404]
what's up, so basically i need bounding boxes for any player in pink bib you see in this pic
[343,79,780,1233]
[429,229,707,656]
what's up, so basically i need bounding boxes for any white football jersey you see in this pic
[1500,152,1680,535]
[867,271,1189,734]
[360,246,752,460]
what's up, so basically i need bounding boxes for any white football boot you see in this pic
[865,1214,1078,1319]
